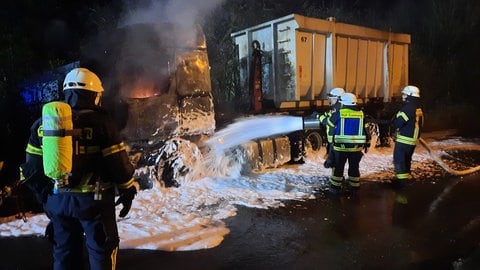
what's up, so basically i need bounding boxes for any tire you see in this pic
[155,138,202,187]
[305,130,323,151]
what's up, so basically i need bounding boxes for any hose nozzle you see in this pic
[303,116,321,130]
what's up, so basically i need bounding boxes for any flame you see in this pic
[180,54,208,75]
[193,55,208,71]
[126,79,157,99]
[130,87,157,99]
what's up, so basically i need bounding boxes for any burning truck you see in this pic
[20,23,215,188]
[89,23,216,189]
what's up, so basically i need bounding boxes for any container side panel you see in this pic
[345,38,358,94]
[250,26,275,101]
[389,43,408,98]
[313,33,326,98]
[235,34,249,60]
[262,50,274,101]
[365,40,378,98]
[335,36,348,89]
[252,26,274,52]
[403,44,409,90]
[383,43,390,100]
[325,34,334,95]
[356,39,368,98]
[375,41,384,97]
[390,43,404,97]
[295,31,313,100]
[275,21,297,102]
[234,34,250,100]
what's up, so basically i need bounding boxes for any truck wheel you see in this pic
[305,130,323,151]
[156,138,202,187]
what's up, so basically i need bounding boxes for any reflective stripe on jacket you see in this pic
[393,97,424,146]
[319,102,342,143]
[331,107,367,152]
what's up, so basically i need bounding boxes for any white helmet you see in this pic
[63,68,104,93]
[340,93,357,105]
[401,85,420,97]
[328,87,345,98]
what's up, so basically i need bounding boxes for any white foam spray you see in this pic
[205,115,304,154]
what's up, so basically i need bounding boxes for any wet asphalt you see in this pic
[1,172,479,270]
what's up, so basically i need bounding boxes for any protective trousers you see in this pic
[330,150,363,188]
[393,142,416,180]
[45,190,119,270]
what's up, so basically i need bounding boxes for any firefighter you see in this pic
[326,93,370,194]
[391,85,424,188]
[20,67,137,270]
[319,87,345,168]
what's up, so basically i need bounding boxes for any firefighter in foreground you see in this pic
[20,68,137,270]
[318,87,345,168]
[325,93,370,194]
[391,85,424,188]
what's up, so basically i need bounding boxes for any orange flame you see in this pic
[125,79,157,99]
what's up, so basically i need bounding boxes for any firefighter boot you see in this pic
[326,182,342,196]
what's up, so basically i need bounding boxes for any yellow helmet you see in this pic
[63,68,104,93]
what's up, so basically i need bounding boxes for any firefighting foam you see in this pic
[1,132,480,251]
[205,115,304,154]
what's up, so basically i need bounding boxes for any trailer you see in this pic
[231,13,410,108]
[230,14,411,169]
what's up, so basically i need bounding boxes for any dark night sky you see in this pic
[0,1,404,67]
[1,0,474,78]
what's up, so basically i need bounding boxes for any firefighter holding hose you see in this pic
[319,87,345,168]
[20,67,137,269]
[391,85,424,188]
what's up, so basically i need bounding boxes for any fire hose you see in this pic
[419,137,480,176]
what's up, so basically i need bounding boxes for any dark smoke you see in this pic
[81,0,224,96]
[119,0,224,48]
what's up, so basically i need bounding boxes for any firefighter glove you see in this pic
[323,154,334,168]
[323,159,333,168]
[115,185,137,218]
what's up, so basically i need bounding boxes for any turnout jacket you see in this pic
[21,89,135,198]
[319,101,342,143]
[327,105,369,152]
[392,96,424,146]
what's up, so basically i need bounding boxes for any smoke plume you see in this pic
[119,0,224,45]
